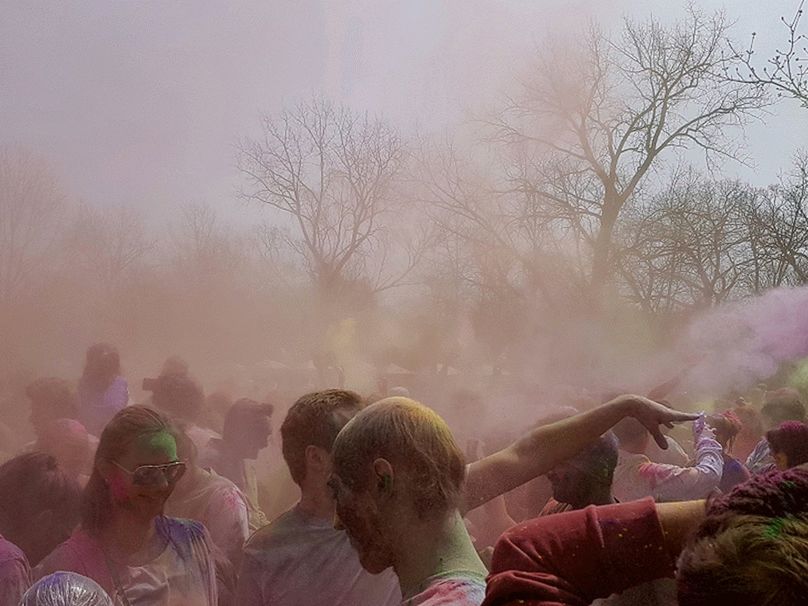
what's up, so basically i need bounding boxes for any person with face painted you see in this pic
[200,398,273,531]
[35,406,218,606]
[328,396,697,606]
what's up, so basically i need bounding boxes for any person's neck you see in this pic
[396,509,486,600]
[297,480,334,520]
[100,510,157,560]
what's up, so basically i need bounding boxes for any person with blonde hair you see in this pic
[329,395,697,606]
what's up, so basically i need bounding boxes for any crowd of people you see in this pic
[0,343,807,605]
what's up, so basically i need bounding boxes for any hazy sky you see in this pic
[1,0,806,225]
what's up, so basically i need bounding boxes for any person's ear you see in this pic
[372,458,394,494]
[305,445,330,475]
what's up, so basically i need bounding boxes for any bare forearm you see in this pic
[656,500,705,560]
[463,397,634,512]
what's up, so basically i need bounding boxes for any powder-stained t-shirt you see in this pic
[403,573,486,606]
[0,535,30,605]
[36,517,217,606]
[164,468,249,568]
[236,504,401,606]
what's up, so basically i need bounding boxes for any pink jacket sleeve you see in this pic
[483,499,675,606]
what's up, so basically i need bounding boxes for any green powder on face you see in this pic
[138,430,178,460]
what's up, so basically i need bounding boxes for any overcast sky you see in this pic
[1,0,806,225]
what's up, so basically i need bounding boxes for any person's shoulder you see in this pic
[159,516,209,543]
[243,506,328,553]
[0,536,27,566]
[34,532,90,578]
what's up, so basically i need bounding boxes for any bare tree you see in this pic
[617,173,756,312]
[0,148,65,304]
[238,98,422,296]
[170,203,245,283]
[730,1,808,107]
[743,154,808,290]
[489,9,768,292]
[65,204,154,288]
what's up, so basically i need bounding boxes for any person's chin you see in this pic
[360,557,389,575]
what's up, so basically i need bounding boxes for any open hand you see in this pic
[616,394,700,449]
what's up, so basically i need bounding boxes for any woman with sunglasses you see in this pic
[36,406,218,606]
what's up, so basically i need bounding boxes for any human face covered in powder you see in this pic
[103,430,185,521]
[328,469,396,574]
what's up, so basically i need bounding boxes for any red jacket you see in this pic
[483,498,675,606]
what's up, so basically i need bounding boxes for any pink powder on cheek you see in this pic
[109,472,130,501]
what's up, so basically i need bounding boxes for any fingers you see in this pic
[670,411,699,422]
[650,427,668,449]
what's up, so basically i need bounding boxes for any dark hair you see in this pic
[281,390,363,485]
[146,374,204,422]
[26,377,78,418]
[82,406,177,534]
[0,453,81,561]
[566,432,619,484]
[333,398,467,519]
[79,343,121,392]
[222,398,273,443]
[677,468,808,606]
[766,421,808,468]
[611,417,648,447]
[761,390,805,425]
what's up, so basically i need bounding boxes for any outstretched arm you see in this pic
[462,395,698,513]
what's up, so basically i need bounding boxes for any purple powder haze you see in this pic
[678,286,808,397]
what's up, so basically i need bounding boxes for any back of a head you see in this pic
[574,432,620,479]
[766,421,808,468]
[21,571,113,606]
[677,467,808,606]
[707,411,743,450]
[81,343,120,390]
[26,378,78,419]
[0,452,82,564]
[147,373,204,422]
[332,397,466,519]
[223,398,274,442]
[762,389,805,425]
[611,417,649,450]
[281,389,363,485]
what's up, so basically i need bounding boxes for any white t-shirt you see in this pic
[164,468,249,568]
[236,504,401,606]
[36,517,217,606]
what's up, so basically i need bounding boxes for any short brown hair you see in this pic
[677,467,808,605]
[281,390,363,485]
[332,397,466,518]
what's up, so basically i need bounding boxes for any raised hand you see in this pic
[614,394,700,449]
